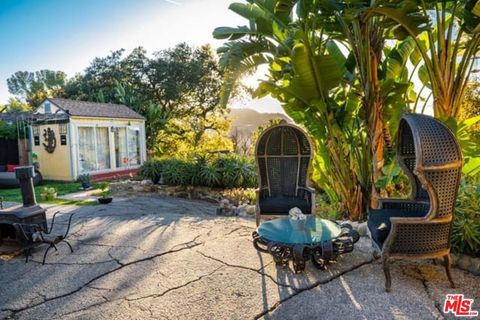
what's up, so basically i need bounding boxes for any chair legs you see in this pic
[381,254,455,292]
[42,241,74,265]
[42,245,54,265]
[444,254,455,288]
[382,254,392,292]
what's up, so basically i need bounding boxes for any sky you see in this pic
[0,0,283,113]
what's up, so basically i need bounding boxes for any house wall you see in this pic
[31,123,72,181]
[37,100,65,115]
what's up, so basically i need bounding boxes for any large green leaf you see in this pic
[228,2,274,36]
[385,37,416,80]
[291,43,342,101]
[418,64,430,87]
[291,43,320,101]
[229,2,271,21]
[213,26,253,40]
[367,6,427,38]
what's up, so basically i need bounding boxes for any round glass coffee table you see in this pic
[252,216,359,273]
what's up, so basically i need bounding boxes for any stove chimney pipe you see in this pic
[15,166,37,207]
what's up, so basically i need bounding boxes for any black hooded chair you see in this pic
[255,123,315,226]
[368,114,462,292]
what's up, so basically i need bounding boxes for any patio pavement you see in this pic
[0,196,478,320]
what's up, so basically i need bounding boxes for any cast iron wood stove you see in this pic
[0,166,47,252]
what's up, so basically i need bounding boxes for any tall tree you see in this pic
[7,70,67,107]
[64,43,227,153]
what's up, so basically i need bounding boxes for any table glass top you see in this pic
[256,216,341,244]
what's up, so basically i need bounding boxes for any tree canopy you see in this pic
[7,70,67,108]
[64,43,227,152]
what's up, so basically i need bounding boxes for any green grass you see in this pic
[0,181,99,206]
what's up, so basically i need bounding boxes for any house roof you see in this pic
[46,98,145,120]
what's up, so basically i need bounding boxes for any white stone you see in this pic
[141,179,153,186]
[219,199,230,208]
[357,222,368,236]
[246,205,256,215]
[133,185,144,192]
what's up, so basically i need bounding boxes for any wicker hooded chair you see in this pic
[368,113,462,292]
[255,123,315,226]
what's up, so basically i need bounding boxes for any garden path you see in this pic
[0,196,478,319]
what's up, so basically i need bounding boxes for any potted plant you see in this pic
[98,181,113,204]
[78,174,92,190]
[40,187,57,201]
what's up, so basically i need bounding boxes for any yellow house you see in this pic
[31,98,146,181]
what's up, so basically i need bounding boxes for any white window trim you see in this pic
[74,122,145,176]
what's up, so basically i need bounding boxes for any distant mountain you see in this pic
[228,108,290,135]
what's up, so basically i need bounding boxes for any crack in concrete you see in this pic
[73,239,146,253]
[0,238,203,317]
[125,266,225,302]
[50,295,110,320]
[415,266,445,319]
[107,247,124,266]
[196,251,296,290]
[252,258,376,319]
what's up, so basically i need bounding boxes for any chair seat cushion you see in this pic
[367,208,427,248]
[259,196,311,215]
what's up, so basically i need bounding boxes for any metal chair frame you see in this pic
[14,211,75,265]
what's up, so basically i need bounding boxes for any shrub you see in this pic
[139,155,257,189]
[452,180,480,257]
[214,156,257,188]
[139,160,163,183]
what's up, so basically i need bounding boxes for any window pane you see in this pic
[127,127,140,165]
[44,102,51,113]
[96,127,111,170]
[78,127,96,173]
[115,127,128,168]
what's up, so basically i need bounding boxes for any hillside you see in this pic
[228,108,290,135]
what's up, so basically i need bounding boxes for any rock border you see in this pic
[452,253,480,276]
[110,179,257,217]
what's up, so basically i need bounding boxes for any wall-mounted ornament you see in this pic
[43,128,57,153]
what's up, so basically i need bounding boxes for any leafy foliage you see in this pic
[64,44,229,152]
[452,180,480,257]
[7,70,67,107]
[139,160,163,184]
[0,120,27,139]
[214,0,414,219]
[139,155,257,189]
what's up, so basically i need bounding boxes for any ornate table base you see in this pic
[252,223,359,273]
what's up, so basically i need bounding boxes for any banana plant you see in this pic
[315,0,421,207]
[214,0,373,219]
[367,0,480,119]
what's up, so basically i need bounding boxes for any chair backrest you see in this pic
[397,114,463,219]
[255,123,313,197]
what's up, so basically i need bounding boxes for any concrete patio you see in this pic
[0,196,478,320]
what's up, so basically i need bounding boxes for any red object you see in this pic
[91,168,139,182]
[7,164,20,172]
